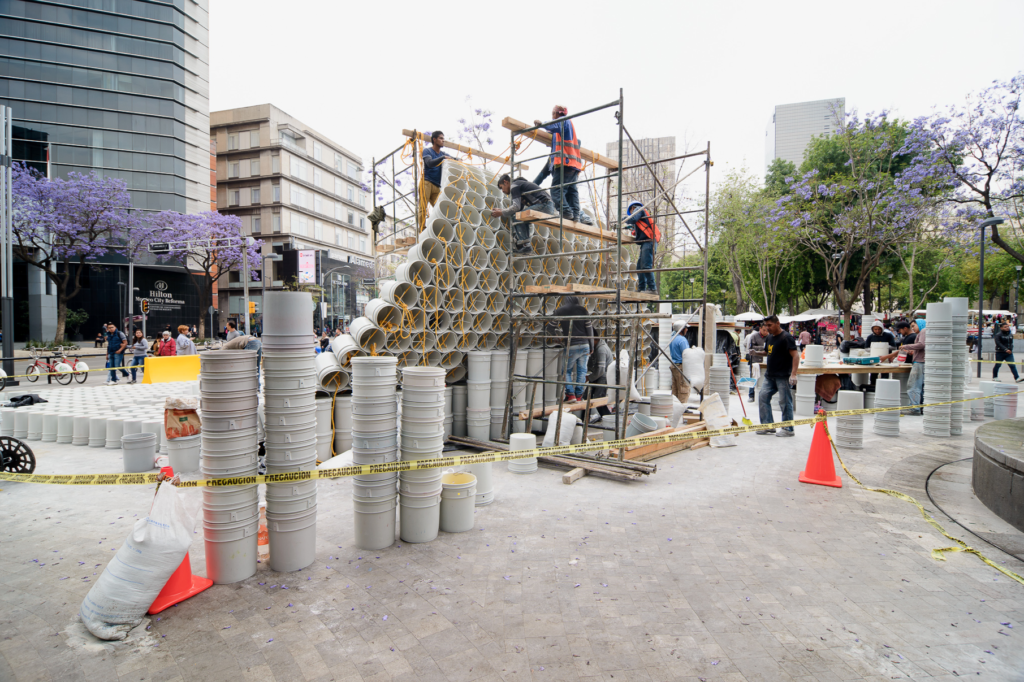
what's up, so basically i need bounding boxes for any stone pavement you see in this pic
[1,379,1023,681]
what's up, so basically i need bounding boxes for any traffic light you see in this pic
[249,301,257,314]
[141,299,150,314]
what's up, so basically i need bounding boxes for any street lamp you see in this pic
[978,216,1006,377]
[262,253,283,331]
[689,277,695,302]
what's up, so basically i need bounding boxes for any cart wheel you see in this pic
[0,437,36,473]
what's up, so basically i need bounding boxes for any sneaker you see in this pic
[577,213,594,225]
[513,240,533,254]
[755,429,776,435]
[747,396,755,403]
[128,379,136,384]
[1017,377,1024,383]
[561,212,576,222]
[776,429,795,438]
[564,394,577,404]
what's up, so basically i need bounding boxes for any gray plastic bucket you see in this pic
[201,392,259,412]
[262,390,317,409]
[204,517,258,584]
[264,405,317,426]
[399,491,441,543]
[351,400,398,417]
[440,472,476,533]
[203,503,259,524]
[399,388,446,405]
[398,473,442,495]
[266,509,317,572]
[469,462,493,506]
[203,484,259,507]
[266,478,317,498]
[353,494,397,550]
[265,490,317,514]
[166,434,201,473]
[625,413,658,438]
[201,450,259,472]
[353,476,398,497]
[121,432,157,473]
[199,412,258,432]
[351,431,398,451]
[264,424,318,445]
[200,375,258,394]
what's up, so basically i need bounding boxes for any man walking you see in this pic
[992,320,1023,382]
[745,323,769,403]
[624,201,661,294]
[757,315,799,437]
[419,130,457,230]
[897,319,928,414]
[668,320,691,404]
[532,106,592,224]
[104,323,129,385]
[492,174,557,254]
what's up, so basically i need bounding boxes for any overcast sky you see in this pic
[210,0,1024,192]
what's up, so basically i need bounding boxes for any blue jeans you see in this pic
[106,352,128,381]
[907,362,924,408]
[637,240,657,291]
[993,351,1019,380]
[565,344,589,397]
[514,199,556,243]
[130,355,145,381]
[758,376,794,431]
[549,165,580,218]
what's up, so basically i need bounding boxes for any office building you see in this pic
[765,97,845,175]
[606,136,683,255]
[210,104,374,325]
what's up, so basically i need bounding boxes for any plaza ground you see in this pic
[1,375,1022,682]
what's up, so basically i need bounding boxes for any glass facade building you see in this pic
[0,0,210,213]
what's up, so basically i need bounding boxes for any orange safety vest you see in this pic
[552,120,583,171]
[634,215,662,243]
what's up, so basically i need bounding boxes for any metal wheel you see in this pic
[0,437,36,473]
[73,363,88,384]
[25,365,40,382]
[55,369,72,385]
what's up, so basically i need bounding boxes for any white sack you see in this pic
[682,346,706,391]
[700,392,736,448]
[542,411,579,448]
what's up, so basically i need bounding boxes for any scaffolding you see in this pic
[370,90,712,457]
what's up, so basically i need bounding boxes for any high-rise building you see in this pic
[606,136,684,255]
[210,104,374,325]
[0,0,211,213]
[765,97,845,175]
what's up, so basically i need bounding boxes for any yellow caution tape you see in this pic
[820,421,1024,587]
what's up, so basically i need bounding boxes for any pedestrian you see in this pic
[223,333,263,384]
[104,322,129,385]
[128,329,148,384]
[586,337,615,422]
[624,201,661,294]
[993,320,1022,382]
[798,326,812,348]
[155,330,177,356]
[668,320,691,404]
[898,319,927,415]
[550,295,593,403]
[225,321,240,341]
[176,324,197,355]
[419,130,458,229]
[492,173,557,254]
[745,323,769,403]
[756,315,799,437]
[319,333,331,351]
[532,105,591,224]
[94,329,105,348]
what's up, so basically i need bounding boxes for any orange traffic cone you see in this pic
[148,552,213,615]
[799,419,842,488]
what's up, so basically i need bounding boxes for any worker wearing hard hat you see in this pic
[624,201,662,294]
[532,106,593,225]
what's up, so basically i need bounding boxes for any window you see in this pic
[227,133,238,150]
[314,196,323,214]
[273,184,281,202]
[273,213,281,233]
[335,204,343,220]
[250,159,260,176]
[290,157,305,180]
[348,186,354,202]
[272,155,280,174]
[251,188,260,204]
[292,213,308,236]
[335,153,344,172]
[253,216,261,233]
[229,190,239,206]
[335,231,342,246]
[290,186,306,207]
[250,130,260,147]
[348,234,355,249]
[281,129,300,151]
[359,192,366,207]
[335,178,343,196]
[348,162,360,180]
[359,237,367,253]
[314,220,324,241]
[228,162,239,178]
[360,217,366,230]
[348,211,355,224]
[313,169,322,187]
[313,141,322,162]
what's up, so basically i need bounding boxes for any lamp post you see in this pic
[689,277,695,308]
[978,216,1006,377]
[1016,265,1022,325]
[262,253,282,333]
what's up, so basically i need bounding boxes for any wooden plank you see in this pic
[570,283,658,302]
[562,467,588,485]
[515,209,632,243]
[518,396,610,420]
[524,284,573,295]
[623,423,706,460]
[402,129,528,170]
[501,117,618,170]
[538,456,640,482]
[690,440,710,451]
[757,363,912,375]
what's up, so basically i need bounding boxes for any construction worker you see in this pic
[668,320,691,403]
[532,106,592,225]
[419,130,457,229]
[492,174,557,254]
[624,201,661,293]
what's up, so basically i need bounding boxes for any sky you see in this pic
[209,0,1024,196]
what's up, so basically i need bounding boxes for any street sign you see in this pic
[361,278,375,286]
[148,243,170,254]
[141,298,149,314]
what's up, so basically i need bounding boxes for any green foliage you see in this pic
[65,308,89,335]
[764,158,797,197]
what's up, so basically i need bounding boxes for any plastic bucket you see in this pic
[264,508,316,573]
[261,390,316,410]
[469,462,494,505]
[203,503,259,525]
[263,440,317,461]
[204,518,258,584]
[202,428,258,452]
[202,392,260,413]
[402,404,446,421]
[264,489,318,514]
[351,430,399,451]
[400,388,446,406]
[399,492,441,543]
[121,432,157,472]
[625,413,658,438]
[400,422,445,440]
[354,494,397,550]
[263,422,318,445]
[351,399,398,417]
[203,484,259,508]
[398,474,443,495]
[353,476,398,496]
[263,405,317,426]
[202,449,259,470]
[401,366,445,388]
[440,472,476,533]
[263,291,314,335]
[167,434,201,473]
[262,373,317,391]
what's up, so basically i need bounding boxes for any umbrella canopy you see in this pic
[734,311,764,322]
[798,308,839,318]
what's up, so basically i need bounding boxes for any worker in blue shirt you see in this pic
[532,106,593,225]
[419,130,457,230]
[668,320,690,403]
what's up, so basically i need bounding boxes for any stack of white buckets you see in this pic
[399,366,447,543]
[199,350,260,583]
[923,302,954,438]
[466,351,492,439]
[872,378,901,436]
[709,354,731,411]
[945,297,969,435]
[834,390,864,448]
[261,291,318,572]
[350,356,400,550]
[796,345,824,416]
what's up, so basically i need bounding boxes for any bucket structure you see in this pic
[351,356,399,549]
[333,394,353,454]
[508,432,538,474]
[167,433,201,473]
[399,367,444,544]
[260,299,319,573]
[200,349,260,584]
[922,302,953,438]
[315,396,334,460]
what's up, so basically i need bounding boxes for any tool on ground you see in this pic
[726,362,752,426]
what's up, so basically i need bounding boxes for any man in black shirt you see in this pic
[757,315,799,437]
[492,174,557,254]
[865,321,897,388]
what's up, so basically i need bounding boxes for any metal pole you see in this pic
[2,106,13,380]
[241,227,250,335]
[978,223,984,379]
[127,258,133,336]
[615,88,624,450]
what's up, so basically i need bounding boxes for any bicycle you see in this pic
[25,348,73,385]
[58,347,91,384]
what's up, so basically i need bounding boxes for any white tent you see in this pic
[735,311,764,322]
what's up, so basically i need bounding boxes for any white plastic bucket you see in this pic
[167,434,201,473]
[625,413,658,438]
[121,432,157,472]
[469,462,493,505]
[204,517,258,584]
[354,494,397,550]
[439,472,476,533]
[399,492,441,543]
[266,508,317,572]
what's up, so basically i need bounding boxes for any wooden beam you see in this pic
[517,396,610,421]
[570,283,658,302]
[562,467,587,485]
[402,130,528,170]
[515,209,632,243]
[622,423,707,460]
[501,117,618,170]
[538,456,640,482]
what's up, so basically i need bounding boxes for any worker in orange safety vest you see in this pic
[532,105,592,225]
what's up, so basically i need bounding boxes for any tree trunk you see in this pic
[862,281,873,316]
[730,270,745,314]
[54,286,68,345]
